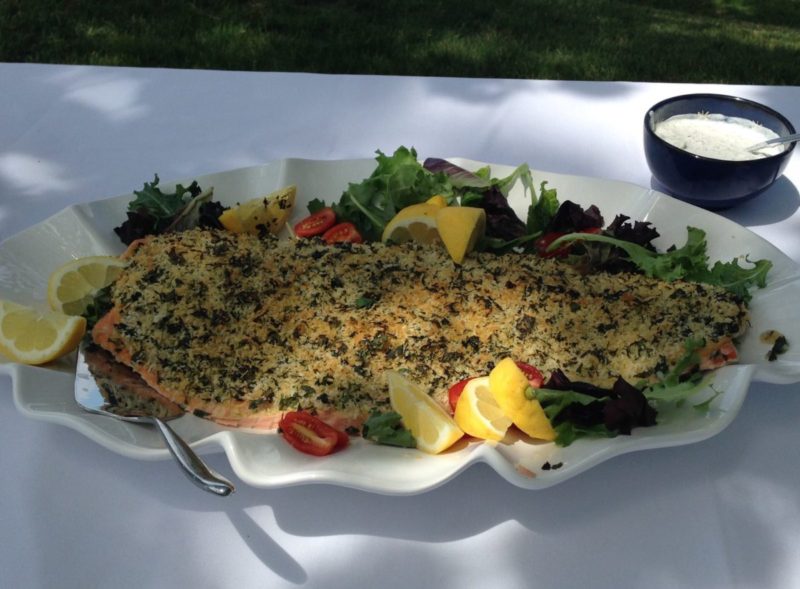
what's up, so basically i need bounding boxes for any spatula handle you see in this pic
[152,417,235,496]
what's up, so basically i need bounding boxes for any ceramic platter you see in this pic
[3,157,800,494]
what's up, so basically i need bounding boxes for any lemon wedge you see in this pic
[381,201,446,244]
[435,206,486,264]
[386,370,463,454]
[489,358,556,441]
[47,256,127,315]
[454,376,512,441]
[0,299,86,365]
[219,185,296,235]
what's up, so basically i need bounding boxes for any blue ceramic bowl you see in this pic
[644,93,796,209]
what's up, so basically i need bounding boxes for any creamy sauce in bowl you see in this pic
[654,113,784,161]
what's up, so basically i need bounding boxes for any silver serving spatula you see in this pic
[75,342,235,496]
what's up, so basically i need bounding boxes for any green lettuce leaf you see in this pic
[526,180,560,235]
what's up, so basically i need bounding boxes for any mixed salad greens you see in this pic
[114,174,226,245]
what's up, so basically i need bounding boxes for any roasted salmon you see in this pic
[93,229,748,430]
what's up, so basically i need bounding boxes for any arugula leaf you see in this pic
[656,337,705,389]
[700,257,772,300]
[642,337,708,405]
[551,421,617,447]
[575,215,661,274]
[549,227,771,300]
[533,387,603,421]
[361,411,417,448]
[549,227,701,281]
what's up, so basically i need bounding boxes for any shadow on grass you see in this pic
[2,1,800,83]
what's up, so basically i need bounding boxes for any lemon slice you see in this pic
[0,299,86,365]
[218,185,296,235]
[47,256,127,315]
[489,358,556,441]
[454,376,512,441]
[386,370,463,454]
[381,201,445,244]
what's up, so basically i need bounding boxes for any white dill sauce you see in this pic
[654,113,784,161]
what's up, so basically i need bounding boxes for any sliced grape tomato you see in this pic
[279,411,348,456]
[323,222,363,244]
[294,207,336,238]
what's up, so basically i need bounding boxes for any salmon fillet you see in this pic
[93,229,748,430]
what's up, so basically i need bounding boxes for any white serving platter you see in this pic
[3,156,799,494]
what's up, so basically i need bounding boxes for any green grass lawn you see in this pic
[2,0,799,84]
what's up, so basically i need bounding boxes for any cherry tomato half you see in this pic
[534,227,601,258]
[279,411,349,456]
[448,378,473,413]
[294,207,337,238]
[515,361,544,388]
[323,222,363,244]
[533,231,568,258]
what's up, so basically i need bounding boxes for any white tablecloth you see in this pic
[2,63,799,589]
